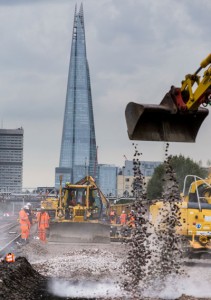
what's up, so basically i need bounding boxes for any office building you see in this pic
[0,128,23,193]
[98,164,118,197]
[55,4,97,187]
[117,160,162,197]
[123,160,162,177]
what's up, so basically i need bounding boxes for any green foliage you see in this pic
[147,155,208,200]
[147,165,164,200]
[115,198,134,204]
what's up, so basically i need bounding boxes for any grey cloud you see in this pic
[0,0,72,5]
[86,0,201,78]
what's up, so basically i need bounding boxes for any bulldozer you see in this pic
[150,175,211,256]
[125,53,211,142]
[41,175,110,243]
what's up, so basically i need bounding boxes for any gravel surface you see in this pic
[16,239,211,299]
[1,220,211,299]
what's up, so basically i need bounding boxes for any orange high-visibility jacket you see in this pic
[120,213,127,224]
[37,212,50,229]
[110,211,115,216]
[128,215,135,228]
[19,209,30,227]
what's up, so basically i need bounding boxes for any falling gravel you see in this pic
[122,144,185,298]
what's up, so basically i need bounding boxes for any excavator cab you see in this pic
[126,54,211,143]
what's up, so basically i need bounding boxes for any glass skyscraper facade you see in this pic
[98,164,118,197]
[55,5,97,187]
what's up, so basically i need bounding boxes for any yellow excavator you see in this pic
[41,175,110,243]
[125,53,211,142]
[110,175,211,252]
[124,54,211,255]
[150,175,211,256]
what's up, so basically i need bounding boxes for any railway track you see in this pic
[0,221,21,258]
[0,221,19,233]
[0,234,21,258]
[0,222,14,230]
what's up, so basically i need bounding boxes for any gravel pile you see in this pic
[0,257,45,300]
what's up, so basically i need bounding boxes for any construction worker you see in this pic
[109,209,117,224]
[19,206,31,244]
[128,210,136,228]
[120,210,127,225]
[36,207,50,242]
[5,253,15,263]
[25,202,33,225]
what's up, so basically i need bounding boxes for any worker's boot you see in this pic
[21,238,28,245]
[19,238,25,245]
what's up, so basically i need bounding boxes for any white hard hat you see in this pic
[122,211,125,213]
[27,202,32,207]
[24,205,29,209]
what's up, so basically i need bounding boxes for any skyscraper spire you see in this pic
[79,3,84,22]
[55,5,97,186]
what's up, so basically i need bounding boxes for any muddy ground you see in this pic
[1,239,211,299]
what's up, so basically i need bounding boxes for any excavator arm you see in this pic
[125,53,211,142]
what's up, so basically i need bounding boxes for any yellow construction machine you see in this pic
[125,53,211,142]
[150,175,211,255]
[41,175,110,243]
[109,175,211,251]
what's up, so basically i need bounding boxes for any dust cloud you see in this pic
[48,269,211,299]
[143,269,211,299]
[48,279,125,299]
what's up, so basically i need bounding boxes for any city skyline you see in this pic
[0,1,210,187]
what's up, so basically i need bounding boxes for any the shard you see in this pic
[55,4,97,187]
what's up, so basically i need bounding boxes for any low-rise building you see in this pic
[117,160,162,197]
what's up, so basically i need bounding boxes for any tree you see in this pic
[147,155,208,200]
[207,159,211,167]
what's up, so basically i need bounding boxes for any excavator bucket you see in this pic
[48,222,110,244]
[125,93,209,142]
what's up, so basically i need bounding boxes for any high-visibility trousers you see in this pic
[20,223,29,239]
[120,214,127,225]
[38,228,46,242]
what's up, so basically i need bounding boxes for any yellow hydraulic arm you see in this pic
[57,175,65,219]
[173,53,211,111]
[125,53,211,142]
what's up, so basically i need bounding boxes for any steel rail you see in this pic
[0,234,21,259]
[0,222,19,232]
[0,222,14,230]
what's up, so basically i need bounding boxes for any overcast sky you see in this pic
[0,0,211,188]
